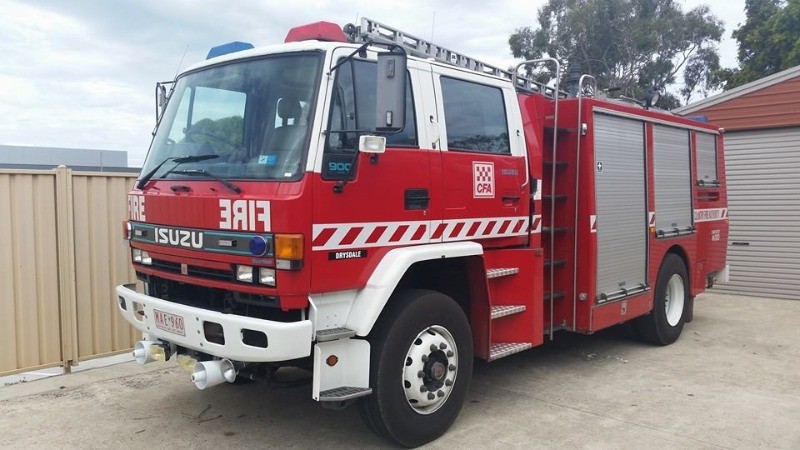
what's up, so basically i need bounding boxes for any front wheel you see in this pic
[359,289,473,447]
[636,253,689,345]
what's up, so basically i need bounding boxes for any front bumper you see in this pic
[116,283,312,362]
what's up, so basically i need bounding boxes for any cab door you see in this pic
[310,52,434,292]
[430,65,529,247]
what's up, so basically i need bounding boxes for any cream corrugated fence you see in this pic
[0,166,139,376]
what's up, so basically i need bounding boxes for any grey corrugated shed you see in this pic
[0,145,129,170]
[712,127,800,301]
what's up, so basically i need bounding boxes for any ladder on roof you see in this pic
[349,17,563,98]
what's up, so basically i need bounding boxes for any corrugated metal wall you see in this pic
[713,128,800,300]
[0,167,139,376]
[0,171,62,374]
[72,172,140,360]
[681,75,800,131]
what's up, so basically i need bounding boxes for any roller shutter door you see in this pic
[653,125,693,235]
[713,127,800,300]
[593,114,648,301]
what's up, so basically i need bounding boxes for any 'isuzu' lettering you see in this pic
[219,199,271,231]
[154,228,203,249]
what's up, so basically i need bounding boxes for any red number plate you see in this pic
[154,309,185,336]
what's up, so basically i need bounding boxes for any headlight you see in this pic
[236,265,254,283]
[140,251,152,265]
[259,268,276,287]
[132,249,142,263]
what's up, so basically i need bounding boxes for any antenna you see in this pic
[430,11,436,41]
[174,44,189,80]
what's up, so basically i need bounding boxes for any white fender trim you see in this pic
[345,242,484,336]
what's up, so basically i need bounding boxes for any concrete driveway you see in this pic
[1,293,798,449]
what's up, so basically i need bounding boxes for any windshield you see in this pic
[142,53,322,182]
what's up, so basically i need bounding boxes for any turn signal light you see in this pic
[122,220,131,240]
[275,234,303,260]
[275,234,303,270]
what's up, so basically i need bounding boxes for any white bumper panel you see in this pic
[116,284,312,362]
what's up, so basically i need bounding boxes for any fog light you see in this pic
[259,268,276,286]
[141,251,152,265]
[236,265,254,283]
[132,248,142,263]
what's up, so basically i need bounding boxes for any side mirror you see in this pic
[375,49,407,132]
[155,82,169,122]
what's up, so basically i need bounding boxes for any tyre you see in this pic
[636,253,689,345]
[359,289,473,447]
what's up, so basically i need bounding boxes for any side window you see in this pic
[696,132,718,186]
[325,59,417,156]
[440,77,510,154]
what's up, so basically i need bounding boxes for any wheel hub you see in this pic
[664,273,685,327]
[402,325,458,415]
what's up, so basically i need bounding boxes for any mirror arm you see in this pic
[329,42,371,74]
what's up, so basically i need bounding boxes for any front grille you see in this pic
[150,259,233,282]
[136,274,290,320]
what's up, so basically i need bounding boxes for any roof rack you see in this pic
[346,18,565,98]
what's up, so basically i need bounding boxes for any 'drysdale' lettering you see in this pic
[154,228,203,249]
[219,199,271,231]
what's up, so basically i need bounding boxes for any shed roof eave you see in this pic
[674,65,800,115]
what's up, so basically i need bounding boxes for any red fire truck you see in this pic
[116,18,729,446]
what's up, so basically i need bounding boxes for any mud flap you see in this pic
[684,295,695,323]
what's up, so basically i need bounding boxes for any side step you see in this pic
[316,327,356,342]
[489,342,532,361]
[486,267,519,279]
[319,386,372,402]
[491,305,526,319]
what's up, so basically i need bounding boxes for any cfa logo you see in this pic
[473,162,495,198]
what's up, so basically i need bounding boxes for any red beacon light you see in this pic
[284,21,349,43]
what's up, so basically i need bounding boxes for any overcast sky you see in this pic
[1,0,746,167]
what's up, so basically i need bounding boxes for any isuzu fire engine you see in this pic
[116,18,729,446]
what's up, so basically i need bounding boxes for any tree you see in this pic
[508,0,724,108]
[720,0,800,89]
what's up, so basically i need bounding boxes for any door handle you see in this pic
[502,195,521,202]
[405,188,430,210]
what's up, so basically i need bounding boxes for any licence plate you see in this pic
[154,309,185,336]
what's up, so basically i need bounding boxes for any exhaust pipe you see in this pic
[133,340,169,365]
[191,359,238,390]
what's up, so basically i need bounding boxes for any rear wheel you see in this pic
[359,289,473,447]
[636,253,689,345]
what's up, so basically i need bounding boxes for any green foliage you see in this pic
[508,0,724,107]
[722,0,800,88]
[187,116,244,150]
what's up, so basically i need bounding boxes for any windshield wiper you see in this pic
[166,168,242,194]
[136,154,219,190]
